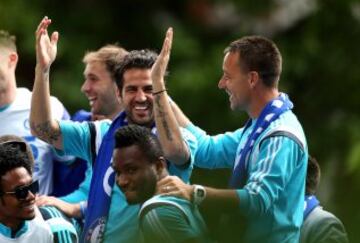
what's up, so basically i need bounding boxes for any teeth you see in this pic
[23,204,34,210]
[135,106,147,110]
[89,98,96,106]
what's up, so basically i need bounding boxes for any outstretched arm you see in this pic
[152,28,190,166]
[30,16,63,149]
[36,195,82,219]
[157,176,239,211]
[169,99,192,128]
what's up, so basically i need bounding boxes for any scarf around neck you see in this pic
[229,93,293,189]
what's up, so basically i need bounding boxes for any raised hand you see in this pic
[151,27,173,85]
[35,16,59,72]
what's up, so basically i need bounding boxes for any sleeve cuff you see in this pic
[236,189,250,214]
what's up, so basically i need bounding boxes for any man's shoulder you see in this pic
[27,216,53,236]
[8,216,53,242]
[261,110,307,148]
[306,206,344,226]
[140,195,191,220]
[301,206,348,243]
[5,87,32,111]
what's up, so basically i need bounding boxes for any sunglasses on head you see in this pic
[0,141,27,152]
[1,181,39,200]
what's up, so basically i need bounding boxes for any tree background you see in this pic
[1,0,359,241]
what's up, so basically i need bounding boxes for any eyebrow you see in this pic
[11,180,33,191]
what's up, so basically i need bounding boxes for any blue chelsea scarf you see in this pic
[229,93,293,189]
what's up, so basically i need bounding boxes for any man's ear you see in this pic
[248,71,259,89]
[116,86,121,98]
[9,52,18,68]
[155,156,166,175]
[119,87,124,99]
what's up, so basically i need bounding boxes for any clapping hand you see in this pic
[35,16,58,72]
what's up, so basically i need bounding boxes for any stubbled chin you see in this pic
[133,108,149,116]
[124,191,139,205]
[21,208,35,219]
[132,110,152,121]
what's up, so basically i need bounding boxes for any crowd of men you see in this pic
[0,16,348,243]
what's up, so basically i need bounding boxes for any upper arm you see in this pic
[166,128,197,182]
[31,96,68,149]
[141,205,199,243]
[186,124,242,169]
[56,120,93,162]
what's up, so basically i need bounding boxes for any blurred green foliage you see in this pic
[1,0,360,241]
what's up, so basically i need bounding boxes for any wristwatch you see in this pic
[192,184,206,205]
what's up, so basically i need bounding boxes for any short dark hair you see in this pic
[306,155,321,195]
[225,36,282,88]
[0,30,17,51]
[115,49,157,90]
[114,125,163,163]
[0,139,33,192]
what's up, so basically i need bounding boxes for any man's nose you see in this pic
[81,80,90,93]
[117,174,129,188]
[135,90,147,102]
[25,190,36,201]
[218,77,226,89]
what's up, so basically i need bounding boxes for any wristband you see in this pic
[152,89,167,95]
[79,201,87,218]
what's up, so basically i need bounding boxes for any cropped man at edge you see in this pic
[0,29,71,196]
[0,135,53,242]
[30,17,196,243]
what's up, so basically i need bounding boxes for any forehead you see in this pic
[0,48,10,61]
[1,167,31,191]
[84,61,108,75]
[123,68,152,87]
[113,145,149,168]
[223,51,240,70]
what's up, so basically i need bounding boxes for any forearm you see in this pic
[158,176,239,211]
[201,187,240,211]
[36,195,82,218]
[170,99,191,128]
[153,85,189,165]
[30,65,62,149]
[63,202,82,219]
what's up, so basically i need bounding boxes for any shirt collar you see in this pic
[0,220,29,238]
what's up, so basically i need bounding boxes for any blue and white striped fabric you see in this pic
[229,93,293,188]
